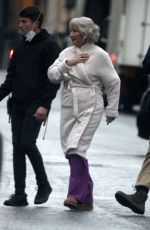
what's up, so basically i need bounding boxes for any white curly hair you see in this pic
[69,16,100,44]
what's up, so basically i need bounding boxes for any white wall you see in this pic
[118,0,150,66]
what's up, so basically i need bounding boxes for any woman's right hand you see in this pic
[66,53,89,66]
[106,116,116,125]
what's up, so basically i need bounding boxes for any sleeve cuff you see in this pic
[105,109,118,118]
[58,60,71,74]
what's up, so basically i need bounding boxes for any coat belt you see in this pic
[63,81,96,121]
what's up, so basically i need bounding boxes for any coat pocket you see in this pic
[61,89,73,108]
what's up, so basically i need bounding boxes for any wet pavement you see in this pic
[0,71,149,229]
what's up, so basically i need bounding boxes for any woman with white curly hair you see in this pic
[48,16,120,210]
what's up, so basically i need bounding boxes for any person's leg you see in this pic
[68,154,93,203]
[20,105,48,185]
[20,104,51,204]
[4,105,28,206]
[135,150,150,190]
[115,189,148,215]
[64,154,93,210]
[115,143,150,214]
[11,106,26,194]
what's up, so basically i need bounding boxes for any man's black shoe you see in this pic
[115,190,148,214]
[34,183,52,204]
[4,193,28,206]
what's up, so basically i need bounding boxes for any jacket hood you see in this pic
[25,29,51,44]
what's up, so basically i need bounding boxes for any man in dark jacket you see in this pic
[0,6,60,206]
[115,47,150,215]
[142,46,150,74]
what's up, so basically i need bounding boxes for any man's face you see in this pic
[18,17,34,36]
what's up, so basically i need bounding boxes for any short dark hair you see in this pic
[19,6,44,28]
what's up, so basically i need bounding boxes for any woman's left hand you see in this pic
[106,116,115,125]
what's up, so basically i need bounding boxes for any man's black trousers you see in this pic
[11,103,48,194]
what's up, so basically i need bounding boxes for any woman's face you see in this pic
[69,26,85,48]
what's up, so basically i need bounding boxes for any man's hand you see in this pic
[106,116,115,125]
[66,53,89,66]
[33,106,48,122]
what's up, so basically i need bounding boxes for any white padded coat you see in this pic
[48,44,120,158]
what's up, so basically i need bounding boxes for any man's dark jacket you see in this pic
[0,29,60,109]
[142,45,150,74]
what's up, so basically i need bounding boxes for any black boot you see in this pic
[115,190,148,214]
[34,183,52,204]
[4,193,28,206]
